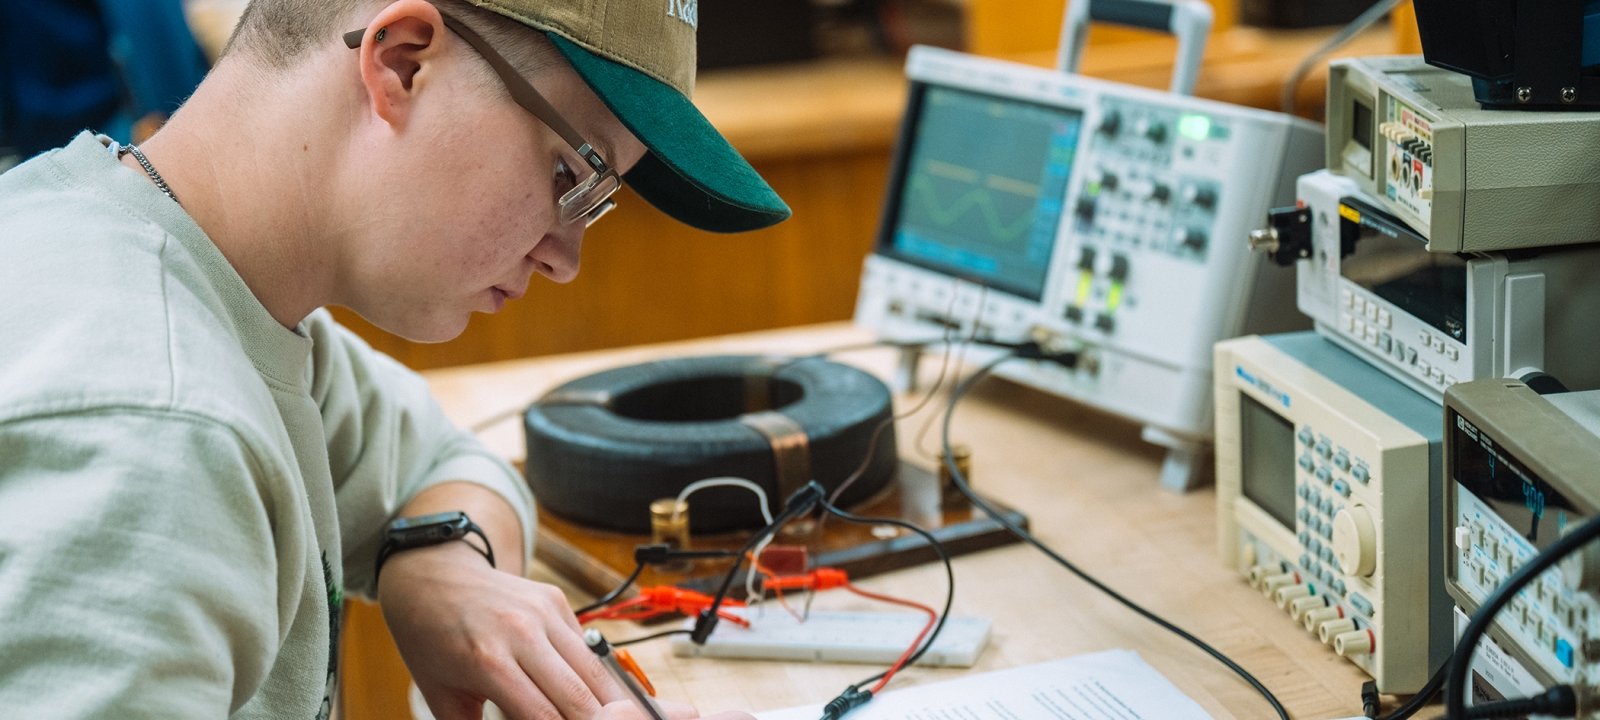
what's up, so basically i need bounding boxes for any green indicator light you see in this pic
[1075,272,1093,306]
[1178,114,1211,140]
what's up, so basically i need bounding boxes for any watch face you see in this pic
[387,511,472,549]
[391,511,468,531]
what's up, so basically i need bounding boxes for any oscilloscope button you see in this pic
[1150,183,1171,203]
[1352,465,1370,484]
[1094,313,1115,333]
[1100,171,1120,193]
[1298,427,1314,446]
[1333,452,1351,472]
[1299,453,1315,472]
[1315,466,1332,485]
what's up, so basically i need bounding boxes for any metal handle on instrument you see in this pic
[1057,0,1214,96]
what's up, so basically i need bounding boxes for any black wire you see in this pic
[1446,511,1600,718]
[816,499,955,691]
[613,628,693,648]
[576,562,646,617]
[1372,658,1445,720]
[942,354,1291,720]
[696,485,828,639]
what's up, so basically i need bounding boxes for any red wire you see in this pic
[844,583,938,694]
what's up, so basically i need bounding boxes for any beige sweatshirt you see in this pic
[0,132,535,718]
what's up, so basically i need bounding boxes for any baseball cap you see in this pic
[466,0,791,233]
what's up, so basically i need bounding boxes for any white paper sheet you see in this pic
[756,649,1213,720]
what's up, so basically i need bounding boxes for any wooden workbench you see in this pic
[342,323,1386,719]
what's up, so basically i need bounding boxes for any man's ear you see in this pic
[355,0,447,128]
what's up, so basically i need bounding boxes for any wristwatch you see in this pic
[373,511,496,587]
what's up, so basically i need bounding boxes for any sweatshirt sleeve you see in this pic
[0,410,284,717]
[304,310,536,600]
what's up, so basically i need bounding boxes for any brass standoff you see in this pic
[649,498,692,573]
[739,410,812,505]
[938,443,974,510]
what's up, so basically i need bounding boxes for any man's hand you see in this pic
[378,541,626,719]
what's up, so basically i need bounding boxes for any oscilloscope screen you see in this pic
[875,84,1084,301]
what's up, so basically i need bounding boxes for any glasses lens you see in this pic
[560,171,621,226]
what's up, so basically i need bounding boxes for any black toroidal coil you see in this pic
[523,355,897,534]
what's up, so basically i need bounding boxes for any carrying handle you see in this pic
[1057,0,1214,96]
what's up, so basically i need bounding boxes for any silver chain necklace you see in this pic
[119,144,181,206]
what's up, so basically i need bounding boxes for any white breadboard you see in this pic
[669,610,990,667]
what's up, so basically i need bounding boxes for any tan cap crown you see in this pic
[470,0,699,94]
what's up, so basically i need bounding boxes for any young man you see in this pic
[0,0,789,717]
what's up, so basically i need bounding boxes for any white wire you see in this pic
[671,477,778,603]
[673,477,774,525]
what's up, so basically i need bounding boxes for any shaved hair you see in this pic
[223,0,560,78]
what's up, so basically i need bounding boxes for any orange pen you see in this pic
[614,647,656,697]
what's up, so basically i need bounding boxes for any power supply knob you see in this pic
[1303,606,1344,632]
[1261,572,1297,595]
[1289,595,1328,622]
[1274,584,1311,609]
[1334,629,1375,658]
[1318,618,1355,644]
[1332,506,1377,577]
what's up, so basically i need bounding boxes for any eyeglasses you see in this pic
[343,14,620,227]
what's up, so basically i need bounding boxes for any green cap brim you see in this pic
[545,34,791,233]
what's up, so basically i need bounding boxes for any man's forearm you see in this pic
[392,480,527,578]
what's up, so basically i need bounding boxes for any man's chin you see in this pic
[356,310,470,345]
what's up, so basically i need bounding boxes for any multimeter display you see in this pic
[1450,410,1587,551]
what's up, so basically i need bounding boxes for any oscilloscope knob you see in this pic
[1098,110,1122,137]
[1184,184,1218,209]
[1149,183,1172,203]
[1332,506,1377,577]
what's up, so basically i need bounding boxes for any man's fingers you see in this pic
[473,651,562,720]
[514,632,615,718]
[548,621,630,704]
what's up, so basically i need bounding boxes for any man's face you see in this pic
[339,27,646,343]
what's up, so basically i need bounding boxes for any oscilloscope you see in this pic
[854,46,1322,489]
